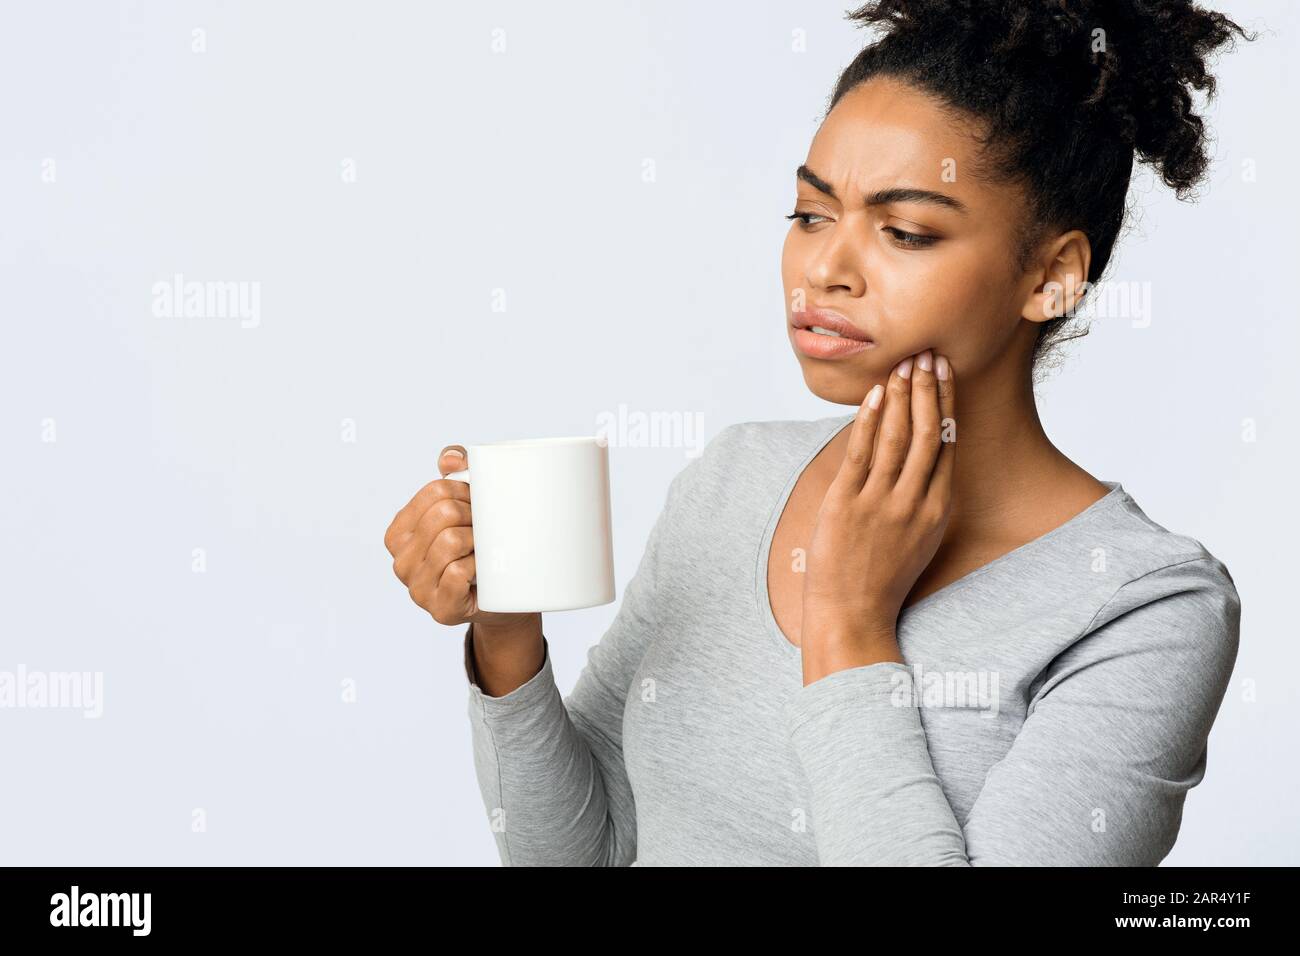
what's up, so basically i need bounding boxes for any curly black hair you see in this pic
[828,0,1256,379]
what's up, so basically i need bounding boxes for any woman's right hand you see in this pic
[384,444,541,642]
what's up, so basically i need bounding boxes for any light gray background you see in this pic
[1,1,1294,865]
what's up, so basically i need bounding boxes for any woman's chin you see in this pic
[798,363,890,407]
[795,351,894,405]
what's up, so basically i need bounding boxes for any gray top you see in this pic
[461,413,1242,865]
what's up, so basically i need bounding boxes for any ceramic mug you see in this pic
[443,436,615,612]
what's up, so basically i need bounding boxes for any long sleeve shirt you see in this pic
[461,413,1242,865]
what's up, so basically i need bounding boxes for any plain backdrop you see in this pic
[1,0,1295,866]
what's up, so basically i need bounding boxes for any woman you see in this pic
[385,0,1252,865]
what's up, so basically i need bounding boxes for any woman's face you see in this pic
[781,75,1056,405]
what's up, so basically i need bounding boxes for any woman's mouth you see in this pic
[791,310,875,359]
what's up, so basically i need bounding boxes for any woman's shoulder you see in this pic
[659,413,852,518]
[690,413,853,474]
[1081,484,1241,661]
[1098,484,1239,600]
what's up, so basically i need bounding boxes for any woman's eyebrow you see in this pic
[796,165,969,216]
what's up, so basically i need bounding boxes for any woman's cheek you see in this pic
[866,269,947,353]
[779,233,809,311]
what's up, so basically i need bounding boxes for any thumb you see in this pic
[439,445,467,477]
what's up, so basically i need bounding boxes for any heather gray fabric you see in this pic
[461,413,1242,866]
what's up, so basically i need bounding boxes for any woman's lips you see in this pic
[792,328,876,358]
[790,310,875,360]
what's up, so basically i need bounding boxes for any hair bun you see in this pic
[848,0,1256,198]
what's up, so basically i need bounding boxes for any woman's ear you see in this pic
[1020,229,1092,324]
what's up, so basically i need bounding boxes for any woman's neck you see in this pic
[940,367,1106,546]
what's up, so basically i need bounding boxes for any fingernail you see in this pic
[867,384,884,409]
[936,355,950,381]
[445,449,465,459]
[897,357,914,379]
[917,350,932,372]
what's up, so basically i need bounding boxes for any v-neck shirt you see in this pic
[461,413,1242,865]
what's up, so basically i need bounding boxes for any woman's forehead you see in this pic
[806,77,992,200]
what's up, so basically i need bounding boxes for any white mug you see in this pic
[443,436,616,613]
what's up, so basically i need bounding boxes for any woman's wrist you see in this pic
[472,613,543,647]
[799,613,903,685]
[468,614,545,697]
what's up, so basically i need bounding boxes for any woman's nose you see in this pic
[805,225,866,297]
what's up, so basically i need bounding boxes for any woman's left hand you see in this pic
[799,349,956,684]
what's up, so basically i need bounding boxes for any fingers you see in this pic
[394,495,477,624]
[392,496,469,582]
[896,349,942,500]
[384,443,481,625]
[437,555,478,618]
[382,445,471,556]
[863,355,915,493]
[384,477,470,556]
[407,552,477,623]
[423,500,474,572]
[930,354,956,501]
[837,381,886,493]
[439,445,468,477]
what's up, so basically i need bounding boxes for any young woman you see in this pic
[386,0,1252,865]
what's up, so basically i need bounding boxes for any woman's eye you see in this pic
[883,226,938,249]
[785,211,829,228]
[785,212,937,247]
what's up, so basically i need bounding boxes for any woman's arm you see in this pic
[784,556,1242,865]
[462,452,704,866]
